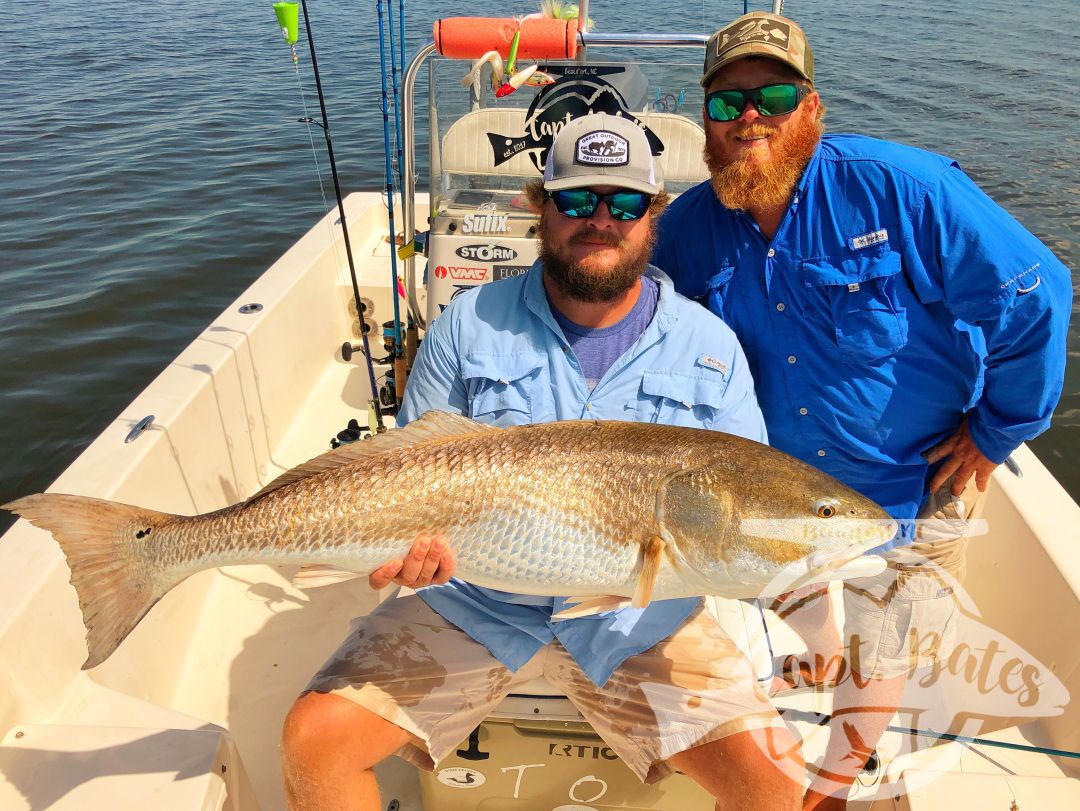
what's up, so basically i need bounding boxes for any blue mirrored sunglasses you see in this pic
[547,188,652,221]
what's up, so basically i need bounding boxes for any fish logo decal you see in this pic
[719,18,791,55]
[486,68,664,172]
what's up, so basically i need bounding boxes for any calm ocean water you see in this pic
[3,0,1077,529]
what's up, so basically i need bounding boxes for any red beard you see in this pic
[704,112,823,210]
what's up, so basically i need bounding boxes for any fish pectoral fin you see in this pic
[632,535,666,609]
[552,596,634,620]
[291,564,365,589]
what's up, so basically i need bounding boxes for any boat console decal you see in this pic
[486,68,664,172]
[456,244,519,262]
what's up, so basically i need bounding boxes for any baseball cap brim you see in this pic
[544,172,660,195]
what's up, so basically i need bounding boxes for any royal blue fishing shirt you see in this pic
[653,133,1071,544]
[397,262,767,687]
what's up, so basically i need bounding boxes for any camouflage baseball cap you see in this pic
[543,112,661,195]
[701,12,814,88]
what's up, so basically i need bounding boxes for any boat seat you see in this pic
[440,107,707,185]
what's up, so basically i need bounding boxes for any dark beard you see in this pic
[704,113,822,210]
[537,212,656,303]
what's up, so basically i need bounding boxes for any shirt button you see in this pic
[562,345,570,353]
[817,449,827,457]
[585,403,592,411]
[799,407,808,415]
[776,302,786,312]
[767,248,776,258]
[787,355,797,364]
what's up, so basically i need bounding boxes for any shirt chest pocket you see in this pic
[802,245,909,364]
[633,370,731,429]
[461,353,544,426]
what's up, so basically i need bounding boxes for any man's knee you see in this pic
[672,727,804,807]
[282,691,410,773]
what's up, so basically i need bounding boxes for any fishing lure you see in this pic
[460,49,506,92]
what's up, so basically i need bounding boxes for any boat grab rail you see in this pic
[401,31,710,329]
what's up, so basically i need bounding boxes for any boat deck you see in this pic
[2,194,1078,809]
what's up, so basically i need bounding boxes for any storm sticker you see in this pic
[456,244,518,262]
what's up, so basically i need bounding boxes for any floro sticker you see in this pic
[436,766,487,788]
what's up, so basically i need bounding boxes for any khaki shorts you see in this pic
[304,594,784,783]
[842,476,986,679]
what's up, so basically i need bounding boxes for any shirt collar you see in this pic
[523,260,678,338]
[793,138,824,199]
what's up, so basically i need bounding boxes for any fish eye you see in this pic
[815,499,839,518]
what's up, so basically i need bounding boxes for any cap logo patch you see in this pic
[718,18,791,56]
[575,130,629,166]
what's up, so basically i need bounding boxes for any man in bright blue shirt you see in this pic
[283,113,802,811]
[652,12,1071,810]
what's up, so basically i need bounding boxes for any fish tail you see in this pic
[4,493,177,669]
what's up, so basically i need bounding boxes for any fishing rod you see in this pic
[387,0,405,194]
[275,1,386,432]
[386,0,419,371]
[779,706,1080,761]
[377,0,407,405]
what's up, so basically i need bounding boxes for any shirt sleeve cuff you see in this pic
[967,408,1023,465]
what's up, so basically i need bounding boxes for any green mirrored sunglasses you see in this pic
[705,83,811,122]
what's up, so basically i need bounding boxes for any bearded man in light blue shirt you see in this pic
[281,113,805,811]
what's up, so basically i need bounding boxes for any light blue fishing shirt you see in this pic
[653,134,1071,547]
[397,262,767,687]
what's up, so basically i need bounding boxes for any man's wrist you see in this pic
[966,409,1021,465]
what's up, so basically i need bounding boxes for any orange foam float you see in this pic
[433,17,578,60]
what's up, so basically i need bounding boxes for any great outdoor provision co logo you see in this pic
[575,130,628,166]
[486,67,663,173]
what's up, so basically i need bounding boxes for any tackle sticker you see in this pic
[575,130,628,165]
[697,354,730,375]
[436,766,486,788]
[435,265,488,281]
[456,244,518,262]
[492,264,532,281]
[437,284,475,314]
[850,229,888,250]
[461,203,509,234]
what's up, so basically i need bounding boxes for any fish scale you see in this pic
[4,412,896,668]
